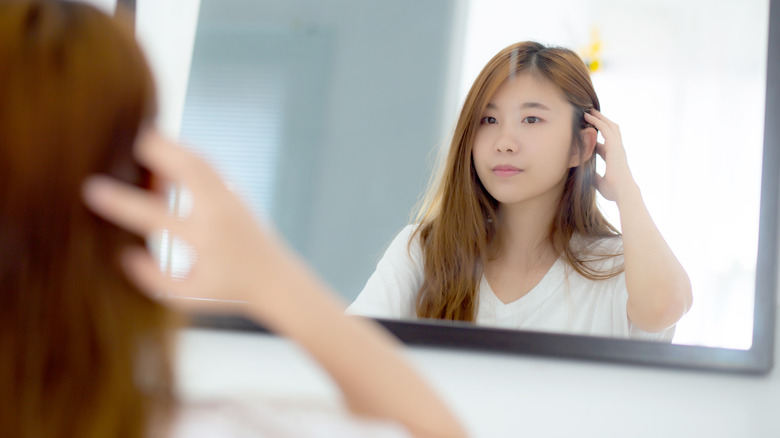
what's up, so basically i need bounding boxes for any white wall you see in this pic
[178,293,780,437]
[135,0,201,139]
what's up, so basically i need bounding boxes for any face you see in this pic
[472,73,580,209]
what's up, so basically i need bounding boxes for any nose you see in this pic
[495,125,518,153]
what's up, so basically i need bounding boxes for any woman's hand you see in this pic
[583,109,639,204]
[584,110,693,332]
[82,129,294,316]
[83,130,468,438]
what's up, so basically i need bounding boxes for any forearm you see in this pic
[616,183,692,332]
[246,252,466,438]
[81,134,463,436]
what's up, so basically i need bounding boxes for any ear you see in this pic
[569,127,598,168]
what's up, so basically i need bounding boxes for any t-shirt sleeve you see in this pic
[345,225,424,319]
[629,321,676,342]
[172,399,411,438]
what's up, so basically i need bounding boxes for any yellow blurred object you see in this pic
[580,27,602,73]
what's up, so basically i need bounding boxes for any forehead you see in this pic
[487,73,569,110]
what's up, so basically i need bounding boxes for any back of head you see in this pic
[0,1,176,437]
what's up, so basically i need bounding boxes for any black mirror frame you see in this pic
[133,0,778,375]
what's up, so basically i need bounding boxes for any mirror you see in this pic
[147,0,777,372]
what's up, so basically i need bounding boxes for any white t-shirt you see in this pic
[170,399,410,438]
[348,225,674,342]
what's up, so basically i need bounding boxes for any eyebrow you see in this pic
[486,101,552,111]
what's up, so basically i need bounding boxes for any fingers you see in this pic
[584,108,615,126]
[121,247,247,314]
[134,129,226,196]
[82,175,178,237]
[583,110,620,137]
[120,246,181,296]
[582,111,607,132]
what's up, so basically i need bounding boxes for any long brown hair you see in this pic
[413,41,621,321]
[0,2,178,437]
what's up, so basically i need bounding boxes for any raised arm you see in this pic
[584,110,693,333]
[82,130,467,438]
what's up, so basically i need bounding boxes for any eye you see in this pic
[480,116,498,125]
[523,116,541,124]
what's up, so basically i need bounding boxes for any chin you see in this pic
[486,192,525,206]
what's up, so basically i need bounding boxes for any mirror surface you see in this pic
[172,0,771,351]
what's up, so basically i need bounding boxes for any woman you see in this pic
[0,1,465,437]
[348,41,692,341]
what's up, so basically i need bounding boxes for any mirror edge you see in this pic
[172,0,777,375]
[750,0,779,375]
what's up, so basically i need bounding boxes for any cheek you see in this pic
[472,130,490,150]
[543,129,576,158]
[469,146,488,178]
[471,134,491,164]
[473,162,491,190]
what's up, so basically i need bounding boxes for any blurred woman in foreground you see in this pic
[0,1,465,437]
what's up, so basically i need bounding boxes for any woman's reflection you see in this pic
[348,41,692,341]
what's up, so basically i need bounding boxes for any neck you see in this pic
[492,188,562,264]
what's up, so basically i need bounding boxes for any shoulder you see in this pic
[402,223,424,245]
[345,224,425,318]
[394,224,422,246]
[382,223,424,262]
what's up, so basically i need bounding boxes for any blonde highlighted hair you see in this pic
[0,2,178,437]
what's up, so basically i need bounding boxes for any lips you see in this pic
[492,164,522,177]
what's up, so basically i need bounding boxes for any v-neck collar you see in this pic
[480,257,564,307]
